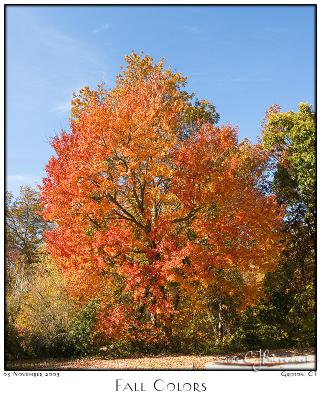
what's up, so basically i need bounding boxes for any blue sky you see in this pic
[6,5,315,195]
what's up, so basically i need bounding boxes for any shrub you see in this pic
[68,299,100,356]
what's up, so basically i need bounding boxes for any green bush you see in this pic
[68,299,100,356]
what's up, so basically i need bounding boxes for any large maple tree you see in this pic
[40,52,284,345]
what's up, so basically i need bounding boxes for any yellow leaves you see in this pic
[39,51,286,343]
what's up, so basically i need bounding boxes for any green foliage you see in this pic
[5,101,316,360]
[185,99,220,126]
[262,102,316,226]
[69,299,100,356]
[287,283,316,346]
[230,323,289,350]
[5,312,26,360]
[230,282,315,350]
[180,99,219,140]
[230,103,316,352]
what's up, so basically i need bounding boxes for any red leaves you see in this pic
[40,53,284,342]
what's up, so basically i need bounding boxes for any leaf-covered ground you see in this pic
[6,348,314,370]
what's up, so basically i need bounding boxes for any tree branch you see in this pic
[172,207,201,224]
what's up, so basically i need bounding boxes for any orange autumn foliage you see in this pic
[40,52,284,343]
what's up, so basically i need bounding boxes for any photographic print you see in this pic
[3,2,317,388]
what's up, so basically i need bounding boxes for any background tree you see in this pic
[6,186,48,268]
[12,252,76,357]
[40,52,284,349]
[5,187,95,359]
[5,187,49,358]
[232,103,316,348]
[262,102,315,235]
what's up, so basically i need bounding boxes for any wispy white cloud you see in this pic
[11,11,111,119]
[13,10,109,74]
[93,23,110,34]
[174,23,210,42]
[180,24,203,35]
[6,175,41,195]
[50,101,71,113]
[229,75,268,84]
[38,30,76,49]
[253,27,290,42]
[211,74,268,85]
[7,175,40,183]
